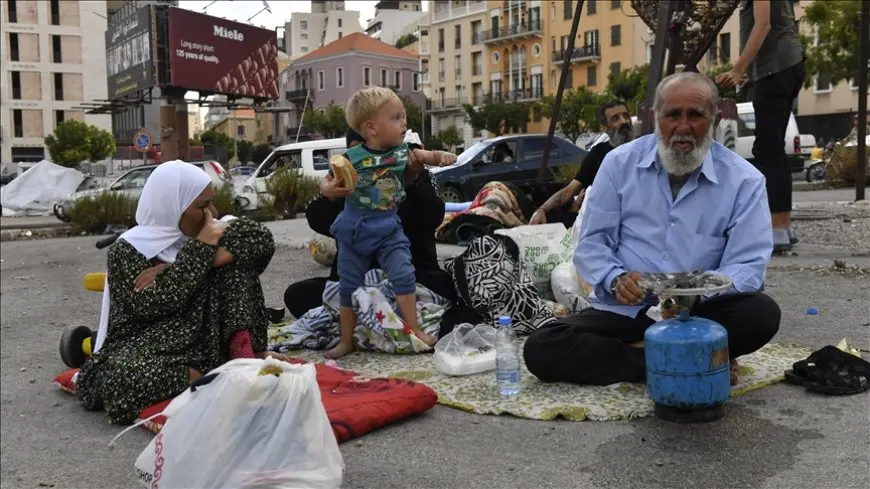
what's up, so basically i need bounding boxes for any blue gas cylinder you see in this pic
[644,311,730,422]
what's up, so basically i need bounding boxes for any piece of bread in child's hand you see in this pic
[329,155,357,190]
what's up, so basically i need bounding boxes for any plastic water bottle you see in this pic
[495,316,522,397]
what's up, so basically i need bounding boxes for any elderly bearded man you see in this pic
[523,72,781,386]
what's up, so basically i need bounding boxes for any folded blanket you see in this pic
[270,269,448,354]
[436,182,531,244]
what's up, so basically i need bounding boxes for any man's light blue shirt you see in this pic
[575,134,773,318]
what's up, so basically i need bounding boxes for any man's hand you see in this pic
[570,187,586,212]
[716,70,748,89]
[529,209,547,225]
[614,271,646,306]
[320,174,353,200]
[134,263,168,292]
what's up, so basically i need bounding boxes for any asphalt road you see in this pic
[1,233,868,489]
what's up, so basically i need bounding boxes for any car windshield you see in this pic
[456,141,490,166]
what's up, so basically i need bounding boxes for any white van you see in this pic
[238,138,347,211]
[735,102,805,172]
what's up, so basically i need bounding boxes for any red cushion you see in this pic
[53,361,437,443]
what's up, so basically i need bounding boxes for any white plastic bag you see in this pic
[132,359,343,489]
[434,323,497,376]
[495,223,570,298]
[551,262,591,313]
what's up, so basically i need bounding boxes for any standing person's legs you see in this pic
[284,277,329,319]
[523,308,651,385]
[327,212,371,359]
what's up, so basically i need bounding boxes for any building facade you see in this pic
[274,33,426,145]
[283,1,362,61]
[1,0,111,162]
[365,1,427,46]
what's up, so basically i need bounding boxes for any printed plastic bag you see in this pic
[551,262,591,313]
[495,223,570,298]
[434,323,497,376]
[133,358,343,489]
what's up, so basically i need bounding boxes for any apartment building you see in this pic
[283,1,362,60]
[365,1,426,46]
[427,0,488,148]
[1,0,111,163]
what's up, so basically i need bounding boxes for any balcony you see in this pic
[286,89,312,101]
[481,20,543,44]
[476,87,543,105]
[422,72,431,84]
[552,44,601,64]
[432,0,487,24]
[502,0,525,9]
[428,97,467,112]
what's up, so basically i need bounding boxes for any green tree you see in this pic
[189,135,202,146]
[236,140,254,164]
[704,62,743,100]
[539,88,603,143]
[605,63,649,113]
[437,126,464,151]
[423,135,445,151]
[200,129,236,161]
[395,33,418,49]
[403,96,429,139]
[44,120,116,168]
[799,0,865,88]
[463,100,530,136]
[251,143,272,164]
[304,101,346,138]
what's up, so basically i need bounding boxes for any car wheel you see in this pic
[439,185,464,203]
[805,163,826,183]
[53,203,71,223]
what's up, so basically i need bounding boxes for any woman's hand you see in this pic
[197,208,227,246]
[133,263,168,292]
[320,174,353,200]
[716,69,747,89]
[213,247,234,267]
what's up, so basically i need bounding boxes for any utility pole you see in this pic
[855,0,868,201]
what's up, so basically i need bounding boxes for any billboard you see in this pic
[106,6,155,100]
[167,8,279,100]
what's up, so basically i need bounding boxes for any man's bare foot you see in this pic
[730,358,740,386]
[415,331,437,347]
[326,342,354,359]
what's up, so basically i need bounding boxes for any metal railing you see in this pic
[432,0,487,23]
[552,44,601,64]
[285,89,312,100]
[428,97,467,111]
[476,87,543,104]
[481,20,543,43]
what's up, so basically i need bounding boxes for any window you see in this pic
[300,20,308,29]
[301,33,308,40]
[260,150,302,177]
[313,148,345,171]
[455,25,461,49]
[455,85,463,102]
[719,33,731,60]
[850,78,859,90]
[338,18,342,27]
[380,68,387,87]
[237,124,245,137]
[301,47,308,53]
[532,105,542,122]
[584,29,599,47]
[13,109,23,137]
[587,65,597,86]
[363,66,371,86]
[471,20,482,44]
[11,71,21,99]
[336,67,344,88]
[472,52,483,76]
[588,0,597,15]
[439,58,445,81]
[338,31,343,38]
[50,0,60,25]
[10,33,19,61]
[814,73,832,93]
[52,35,62,63]
[394,70,401,90]
[490,78,501,94]
[611,0,621,9]
[483,141,517,165]
[566,69,573,89]
[564,0,573,20]
[610,25,621,46]
[707,39,718,64]
[737,112,755,138]
[54,73,64,100]
[317,70,324,90]
[523,137,558,161]
[610,62,621,79]
[438,29,444,52]
[55,110,65,125]
[7,0,17,23]
[113,168,155,190]
[455,54,461,77]
[412,72,420,91]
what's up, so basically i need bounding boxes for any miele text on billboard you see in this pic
[166,8,279,100]
[106,5,155,100]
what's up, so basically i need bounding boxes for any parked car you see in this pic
[230,165,257,178]
[734,102,805,173]
[430,134,588,203]
[53,160,230,222]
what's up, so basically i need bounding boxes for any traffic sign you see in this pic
[133,129,153,153]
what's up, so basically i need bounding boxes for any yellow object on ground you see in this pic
[836,338,862,357]
[82,336,92,356]
[83,273,106,292]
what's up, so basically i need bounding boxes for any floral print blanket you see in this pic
[281,342,811,421]
[269,270,447,355]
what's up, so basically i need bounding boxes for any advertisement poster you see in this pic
[167,7,279,100]
[106,5,154,100]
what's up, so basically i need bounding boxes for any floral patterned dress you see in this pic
[76,218,275,425]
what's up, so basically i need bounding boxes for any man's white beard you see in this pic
[655,121,714,177]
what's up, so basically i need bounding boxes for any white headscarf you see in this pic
[94,161,213,353]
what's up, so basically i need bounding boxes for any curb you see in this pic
[793,181,834,191]
[0,226,81,242]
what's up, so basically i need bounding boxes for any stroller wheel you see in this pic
[59,325,93,369]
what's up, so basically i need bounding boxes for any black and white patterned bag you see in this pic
[444,235,556,335]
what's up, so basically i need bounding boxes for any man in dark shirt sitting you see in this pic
[530,100,635,227]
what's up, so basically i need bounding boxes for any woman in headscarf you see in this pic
[76,161,285,425]
[284,129,467,333]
